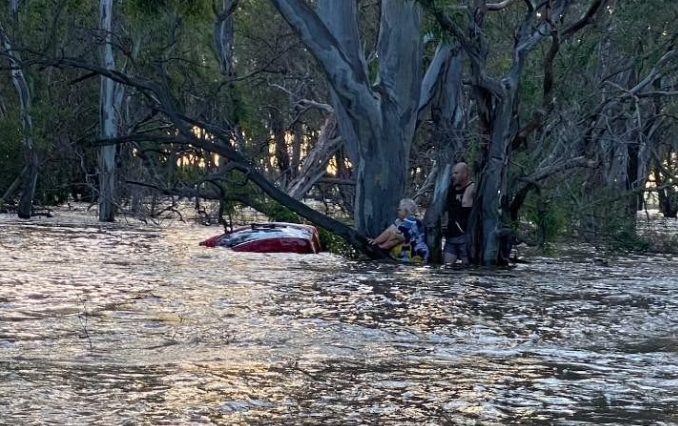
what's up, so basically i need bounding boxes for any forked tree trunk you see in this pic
[214,0,238,78]
[471,91,516,264]
[271,0,422,237]
[420,44,466,264]
[99,0,118,222]
[0,19,38,219]
[287,114,342,200]
[423,0,606,264]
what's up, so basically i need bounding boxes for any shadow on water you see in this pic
[0,215,677,425]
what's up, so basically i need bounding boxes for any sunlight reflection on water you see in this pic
[0,214,677,425]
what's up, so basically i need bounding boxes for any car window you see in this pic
[216,226,311,247]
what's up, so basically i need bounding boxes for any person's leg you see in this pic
[378,235,402,250]
[447,236,470,265]
[443,239,459,264]
[458,236,469,264]
[368,224,397,245]
[459,234,471,265]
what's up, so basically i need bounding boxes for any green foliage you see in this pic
[263,202,300,223]
[317,227,359,258]
[35,178,71,206]
[121,0,211,22]
[0,112,23,197]
[572,187,650,253]
[606,226,651,253]
[174,162,207,183]
[639,229,678,255]
[523,196,568,242]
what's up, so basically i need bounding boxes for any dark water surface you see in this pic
[0,215,677,425]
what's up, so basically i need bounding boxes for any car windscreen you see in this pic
[216,227,311,248]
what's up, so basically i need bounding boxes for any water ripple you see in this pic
[0,216,677,425]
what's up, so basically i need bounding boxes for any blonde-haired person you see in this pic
[367,198,429,263]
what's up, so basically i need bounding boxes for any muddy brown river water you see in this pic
[0,214,677,425]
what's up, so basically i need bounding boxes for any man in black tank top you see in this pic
[443,162,475,264]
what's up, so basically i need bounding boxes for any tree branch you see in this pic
[562,0,606,39]
[488,0,520,11]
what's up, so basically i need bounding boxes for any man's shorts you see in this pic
[443,235,468,259]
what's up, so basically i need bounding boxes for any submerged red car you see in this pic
[199,222,322,254]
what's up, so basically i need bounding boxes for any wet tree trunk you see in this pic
[99,0,118,222]
[270,0,422,237]
[0,19,38,219]
[471,88,517,265]
[214,0,238,78]
[424,0,605,264]
[287,114,341,200]
[290,121,302,181]
[269,107,291,187]
[420,45,466,264]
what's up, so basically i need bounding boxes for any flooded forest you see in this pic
[1,1,678,424]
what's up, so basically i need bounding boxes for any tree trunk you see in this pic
[422,0,605,264]
[420,44,466,264]
[270,0,422,237]
[0,19,38,219]
[287,114,341,200]
[214,0,238,78]
[290,120,302,180]
[99,0,118,222]
[472,90,516,265]
[268,106,291,187]
[653,152,678,218]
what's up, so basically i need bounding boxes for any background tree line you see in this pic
[1,0,677,264]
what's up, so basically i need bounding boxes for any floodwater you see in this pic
[0,213,677,426]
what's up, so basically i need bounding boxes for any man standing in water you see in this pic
[443,162,475,264]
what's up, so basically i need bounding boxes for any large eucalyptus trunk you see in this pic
[214,0,238,77]
[99,0,118,222]
[270,0,422,237]
[425,0,600,265]
[0,19,38,219]
[420,45,466,264]
[471,90,516,264]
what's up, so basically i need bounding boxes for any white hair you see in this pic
[398,198,417,216]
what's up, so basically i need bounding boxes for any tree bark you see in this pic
[270,0,423,237]
[267,106,291,187]
[287,114,342,200]
[99,0,118,222]
[420,44,466,264]
[424,0,605,264]
[0,19,38,219]
[214,0,238,77]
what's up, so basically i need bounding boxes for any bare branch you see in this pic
[525,156,599,183]
[296,99,334,114]
[562,0,606,39]
[271,83,334,113]
[488,0,520,11]
[418,0,504,94]
[514,20,560,145]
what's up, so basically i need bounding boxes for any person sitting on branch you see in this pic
[367,198,429,264]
